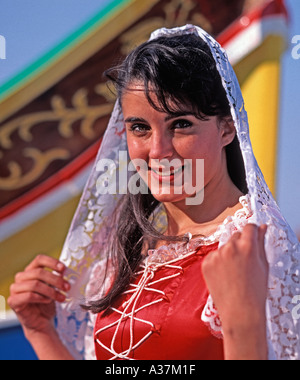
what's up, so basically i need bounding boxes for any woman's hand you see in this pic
[8,254,70,337]
[8,255,74,360]
[202,224,269,360]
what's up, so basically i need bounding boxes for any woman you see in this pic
[8,25,300,360]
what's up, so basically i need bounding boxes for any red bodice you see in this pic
[94,242,224,360]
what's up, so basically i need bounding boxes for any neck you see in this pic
[163,171,244,237]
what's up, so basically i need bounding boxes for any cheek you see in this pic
[173,136,222,182]
[172,136,213,160]
[127,137,146,161]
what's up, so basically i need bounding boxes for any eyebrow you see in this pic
[124,117,148,124]
[124,112,195,124]
[164,112,195,121]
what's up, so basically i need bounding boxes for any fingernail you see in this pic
[58,293,66,302]
[57,262,65,272]
[64,282,71,291]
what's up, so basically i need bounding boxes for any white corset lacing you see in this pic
[94,195,252,359]
[94,232,221,360]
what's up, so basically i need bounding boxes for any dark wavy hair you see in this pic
[83,33,247,314]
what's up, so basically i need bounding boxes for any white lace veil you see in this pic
[56,25,300,360]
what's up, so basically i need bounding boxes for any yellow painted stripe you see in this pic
[234,35,286,195]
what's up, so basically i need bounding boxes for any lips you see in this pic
[151,166,183,176]
[149,165,184,182]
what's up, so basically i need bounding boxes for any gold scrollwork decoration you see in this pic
[0,84,114,191]
[0,147,70,190]
[120,0,212,55]
[0,87,114,150]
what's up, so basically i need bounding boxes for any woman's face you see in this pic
[122,83,235,206]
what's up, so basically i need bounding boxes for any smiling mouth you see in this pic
[150,166,184,178]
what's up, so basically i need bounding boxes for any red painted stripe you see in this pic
[0,139,102,221]
[218,0,288,47]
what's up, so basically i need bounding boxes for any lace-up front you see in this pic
[94,242,224,360]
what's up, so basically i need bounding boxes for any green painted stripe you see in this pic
[0,0,131,100]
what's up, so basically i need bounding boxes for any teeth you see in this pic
[151,167,183,176]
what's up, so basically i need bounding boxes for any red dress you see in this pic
[94,243,224,360]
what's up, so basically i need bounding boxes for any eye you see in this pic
[128,124,151,136]
[171,119,193,130]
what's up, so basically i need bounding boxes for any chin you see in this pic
[150,190,190,205]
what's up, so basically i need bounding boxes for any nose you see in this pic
[149,130,174,161]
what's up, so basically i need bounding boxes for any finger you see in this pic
[25,255,65,274]
[242,223,259,240]
[258,224,268,243]
[15,269,70,292]
[8,293,53,311]
[202,248,219,276]
[10,281,66,302]
[230,231,242,242]
[258,224,268,262]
